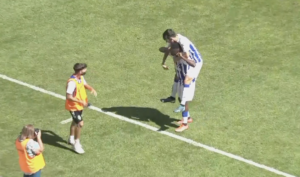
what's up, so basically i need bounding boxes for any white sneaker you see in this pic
[68,138,75,145]
[73,143,85,154]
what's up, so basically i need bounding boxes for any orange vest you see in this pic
[65,75,88,111]
[15,139,45,174]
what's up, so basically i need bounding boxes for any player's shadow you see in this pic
[41,130,73,152]
[102,106,179,131]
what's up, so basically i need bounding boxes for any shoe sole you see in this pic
[175,127,188,132]
[68,142,75,146]
[174,109,184,113]
[73,148,85,154]
[161,100,175,103]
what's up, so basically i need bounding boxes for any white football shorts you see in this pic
[177,80,196,101]
[186,61,203,80]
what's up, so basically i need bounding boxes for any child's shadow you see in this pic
[41,130,73,152]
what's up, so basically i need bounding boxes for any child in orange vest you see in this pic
[15,124,45,177]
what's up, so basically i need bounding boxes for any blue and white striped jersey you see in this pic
[176,59,190,84]
[177,34,202,64]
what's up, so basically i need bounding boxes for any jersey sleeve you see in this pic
[179,36,191,53]
[66,81,76,94]
[82,76,87,85]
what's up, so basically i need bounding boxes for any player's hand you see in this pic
[36,130,42,139]
[82,102,88,107]
[176,52,183,57]
[162,64,169,70]
[91,89,97,97]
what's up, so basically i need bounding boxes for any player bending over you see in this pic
[159,33,181,103]
[163,29,203,113]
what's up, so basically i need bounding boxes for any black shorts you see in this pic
[69,110,83,124]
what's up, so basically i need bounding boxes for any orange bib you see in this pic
[15,139,45,174]
[65,75,88,111]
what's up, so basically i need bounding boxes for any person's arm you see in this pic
[179,35,193,59]
[178,53,196,67]
[26,131,44,156]
[34,131,44,154]
[160,43,171,69]
[178,37,196,67]
[162,50,169,65]
[83,77,97,96]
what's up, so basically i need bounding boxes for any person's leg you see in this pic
[177,102,193,124]
[171,77,179,99]
[75,120,83,145]
[69,118,76,145]
[161,75,178,103]
[175,103,189,132]
[174,76,193,112]
[184,81,196,124]
[165,78,178,103]
[71,110,85,154]
[174,62,202,112]
[175,81,196,132]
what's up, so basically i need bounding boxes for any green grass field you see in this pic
[1,0,300,176]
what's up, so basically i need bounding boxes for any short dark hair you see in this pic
[170,42,183,56]
[162,29,176,40]
[170,42,182,51]
[73,63,87,73]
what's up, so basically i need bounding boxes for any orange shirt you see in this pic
[15,139,45,174]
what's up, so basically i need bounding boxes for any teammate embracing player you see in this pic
[160,29,203,132]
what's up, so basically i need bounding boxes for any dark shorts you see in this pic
[69,110,83,124]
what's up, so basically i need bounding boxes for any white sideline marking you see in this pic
[0,73,296,177]
[60,118,72,124]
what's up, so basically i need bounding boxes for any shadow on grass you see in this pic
[102,106,179,131]
[41,130,73,152]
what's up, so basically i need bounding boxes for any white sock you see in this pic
[180,84,191,105]
[182,111,189,124]
[171,82,178,98]
[183,117,188,124]
[69,135,74,141]
[75,139,80,145]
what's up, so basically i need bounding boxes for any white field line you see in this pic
[0,73,296,177]
[60,118,73,124]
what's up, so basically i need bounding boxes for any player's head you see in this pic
[73,63,87,75]
[19,124,35,140]
[170,42,182,56]
[162,29,178,43]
